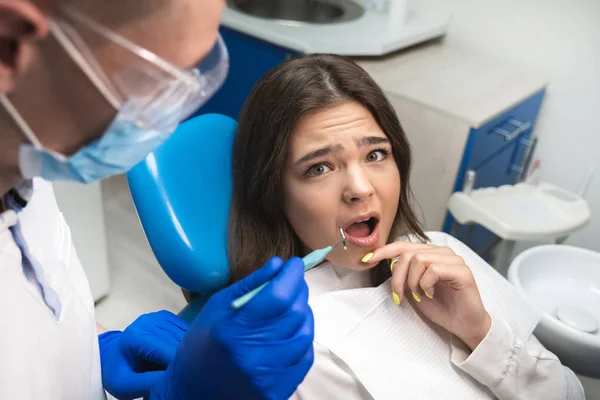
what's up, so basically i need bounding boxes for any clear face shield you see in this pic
[50,5,229,132]
[0,4,229,183]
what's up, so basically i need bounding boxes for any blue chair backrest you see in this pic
[127,114,237,295]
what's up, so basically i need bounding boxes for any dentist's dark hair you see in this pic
[229,54,428,285]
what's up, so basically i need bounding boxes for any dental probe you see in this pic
[231,227,347,310]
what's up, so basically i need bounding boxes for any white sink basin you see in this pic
[508,245,600,378]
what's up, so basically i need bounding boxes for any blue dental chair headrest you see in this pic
[127,114,237,295]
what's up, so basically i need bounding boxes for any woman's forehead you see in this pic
[296,101,368,131]
[290,101,385,147]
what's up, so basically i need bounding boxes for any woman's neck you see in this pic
[330,263,373,290]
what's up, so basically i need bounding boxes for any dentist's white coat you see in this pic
[0,179,105,399]
[291,236,585,400]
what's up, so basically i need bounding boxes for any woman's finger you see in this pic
[407,253,465,301]
[390,247,446,276]
[364,242,435,264]
[389,248,450,302]
[390,253,410,304]
[406,257,428,302]
[418,264,442,298]
[389,249,427,302]
[390,247,458,283]
[419,263,474,297]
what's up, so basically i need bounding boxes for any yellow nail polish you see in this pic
[425,291,434,299]
[361,252,374,263]
[392,292,401,305]
[390,259,398,273]
[412,292,422,303]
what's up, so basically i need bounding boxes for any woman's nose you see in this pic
[342,168,375,204]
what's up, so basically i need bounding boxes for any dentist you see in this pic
[0,1,313,399]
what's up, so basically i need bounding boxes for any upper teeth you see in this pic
[358,218,370,222]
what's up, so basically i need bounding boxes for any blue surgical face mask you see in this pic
[1,5,228,184]
[17,119,175,184]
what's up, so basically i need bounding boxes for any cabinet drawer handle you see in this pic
[510,165,525,174]
[519,137,535,148]
[492,119,532,141]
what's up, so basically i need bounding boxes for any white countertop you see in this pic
[356,44,548,127]
[221,2,451,56]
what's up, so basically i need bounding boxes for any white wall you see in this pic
[438,0,600,251]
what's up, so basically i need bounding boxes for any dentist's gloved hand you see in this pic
[99,311,189,400]
[150,256,315,400]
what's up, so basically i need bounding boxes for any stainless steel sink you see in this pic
[227,0,365,25]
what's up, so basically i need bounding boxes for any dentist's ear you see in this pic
[0,0,50,93]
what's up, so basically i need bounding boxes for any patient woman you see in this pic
[228,54,584,399]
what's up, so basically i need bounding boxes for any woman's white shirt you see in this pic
[291,247,584,400]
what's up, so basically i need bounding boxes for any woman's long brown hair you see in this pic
[229,54,428,286]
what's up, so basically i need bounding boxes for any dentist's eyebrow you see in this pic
[295,143,344,165]
[356,136,390,147]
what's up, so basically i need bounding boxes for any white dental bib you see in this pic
[305,232,541,400]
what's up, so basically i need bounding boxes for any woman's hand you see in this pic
[364,242,491,350]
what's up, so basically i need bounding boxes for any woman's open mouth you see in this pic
[343,213,380,248]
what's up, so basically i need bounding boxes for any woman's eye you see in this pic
[366,149,389,162]
[306,164,331,177]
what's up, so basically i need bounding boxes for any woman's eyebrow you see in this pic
[356,136,390,147]
[294,136,389,166]
[295,144,344,165]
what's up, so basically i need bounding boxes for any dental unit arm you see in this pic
[231,227,347,309]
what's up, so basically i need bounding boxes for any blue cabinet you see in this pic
[454,90,545,185]
[442,89,546,258]
[191,27,301,121]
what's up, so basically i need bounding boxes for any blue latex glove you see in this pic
[99,311,189,400]
[150,256,315,400]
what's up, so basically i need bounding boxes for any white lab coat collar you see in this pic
[0,209,18,231]
[0,180,32,226]
[12,179,34,203]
